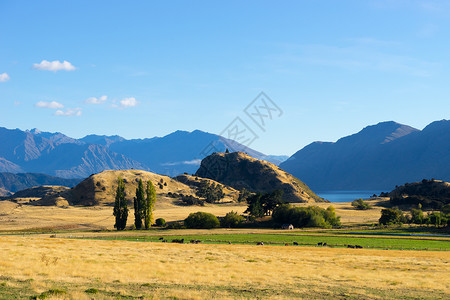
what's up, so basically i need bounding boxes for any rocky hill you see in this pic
[280,120,450,190]
[389,179,450,210]
[195,152,325,203]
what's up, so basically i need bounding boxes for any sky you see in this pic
[1,0,449,156]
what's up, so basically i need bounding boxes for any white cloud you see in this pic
[85,95,107,104]
[161,159,202,166]
[0,73,10,82]
[32,60,76,72]
[54,108,82,117]
[119,97,138,108]
[35,101,64,109]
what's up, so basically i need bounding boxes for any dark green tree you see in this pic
[134,179,145,229]
[245,193,265,218]
[351,198,371,210]
[410,208,424,224]
[220,211,245,228]
[379,208,406,225]
[113,177,128,230]
[144,180,157,229]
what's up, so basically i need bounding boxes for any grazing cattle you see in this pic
[317,242,323,246]
[257,242,264,246]
[228,241,232,245]
[285,243,289,246]
[323,242,327,246]
[190,240,201,244]
[171,239,184,244]
[355,245,363,249]
[158,237,164,240]
[293,242,298,246]
[347,245,355,248]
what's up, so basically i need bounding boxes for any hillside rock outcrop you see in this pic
[195,152,325,203]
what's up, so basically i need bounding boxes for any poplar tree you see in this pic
[113,177,128,230]
[144,180,157,229]
[134,179,145,229]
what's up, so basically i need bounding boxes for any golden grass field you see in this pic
[1,198,448,299]
[0,198,384,232]
[0,235,448,299]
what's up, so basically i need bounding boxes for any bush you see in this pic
[351,198,371,210]
[184,212,220,229]
[155,218,166,227]
[272,204,341,228]
[379,208,406,225]
[85,288,99,294]
[220,211,245,228]
[166,222,184,229]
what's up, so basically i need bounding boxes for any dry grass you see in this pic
[0,197,387,232]
[0,235,448,299]
[0,200,247,232]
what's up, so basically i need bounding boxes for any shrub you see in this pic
[220,211,245,228]
[85,288,99,294]
[166,222,184,229]
[351,198,371,210]
[272,204,341,228]
[184,212,220,229]
[155,218,166,227]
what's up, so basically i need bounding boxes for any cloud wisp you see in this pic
[32,60,76,72]
[85,95,107,104]
[35,101,64,109]
[119,97,138,108]
[54,108,82,117]
[0,73,10,82]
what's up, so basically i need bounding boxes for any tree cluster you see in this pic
[245,190,284,218]
[195,180,225,203]
[113,177,156,231]
[379,204,450,227]
[272,204,341,228]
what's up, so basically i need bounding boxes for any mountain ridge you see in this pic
[280,120,450,190]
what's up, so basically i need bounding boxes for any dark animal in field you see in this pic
[293,242,298,246]
[228,241,232,244]
[347,245,355,248]
[323,243,327,246]
[158,237,164,240]
[318,242,327,246]
[162,240,167,243]
[190,240,201,244]
[171,239,184,244]
[285,243,289,246]
[257,242,264,245]
[355,245,363,249]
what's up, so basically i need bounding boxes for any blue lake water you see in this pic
[316,191,385,203]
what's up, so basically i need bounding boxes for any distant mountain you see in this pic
[0,172,81,194]
[0,126,284,178]
[280,120,450,191]
[195,151,325,203]
[0,127,146,178]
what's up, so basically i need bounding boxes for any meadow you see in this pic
[0,198,449,299]
[0,235,449,299]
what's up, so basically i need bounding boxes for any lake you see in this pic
[316,190,385,203]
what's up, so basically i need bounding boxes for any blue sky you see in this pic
[1,0,449,156]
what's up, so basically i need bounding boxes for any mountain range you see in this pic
[0,127,287,179]
[280,120,450,191]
